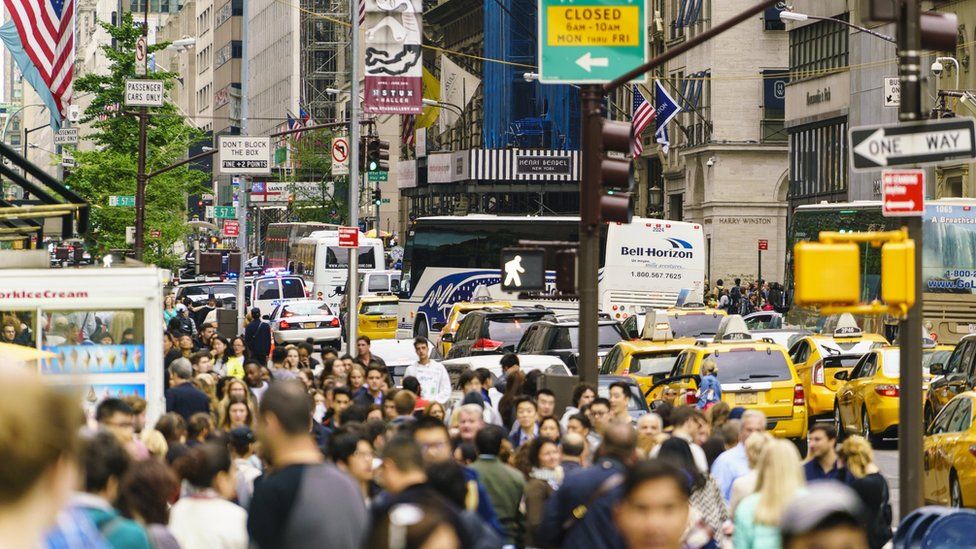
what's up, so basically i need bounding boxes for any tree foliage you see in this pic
[277,128,348,225]
[68,13,208,268]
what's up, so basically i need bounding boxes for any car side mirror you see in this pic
[432,322,446,331]
[930,363,944,375]
[441,333,454,343]
[833,371,849,381]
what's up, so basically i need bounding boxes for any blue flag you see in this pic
[654,80,682,154]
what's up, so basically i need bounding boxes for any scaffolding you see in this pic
[301,0,350,123]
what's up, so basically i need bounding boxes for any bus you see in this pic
[264,222,339,270]
[786,199,976,343]
[397,215,706,338]
[292,230,385,314]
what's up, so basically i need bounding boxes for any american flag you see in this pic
[401,114,415,147]
[5,0,75,121]
[358,0,366,25]
[631,84,654,156]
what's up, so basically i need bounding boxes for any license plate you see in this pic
[304,322,317,329]
[735,392,758,405]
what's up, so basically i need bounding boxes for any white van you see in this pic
[246,273,307,317]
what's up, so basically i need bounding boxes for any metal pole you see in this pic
[134,2,150,260]
[897,0,924,518]
[347,0,360,348]
[238,0,251,334]
[758,248,762,283]
[578,84,602,385]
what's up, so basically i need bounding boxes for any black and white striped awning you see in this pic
[469,149,579,182]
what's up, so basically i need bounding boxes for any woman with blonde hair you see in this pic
[193,373,221,422]
[839,436,892,548]
[733,439,805,549]
[730,431,773,515]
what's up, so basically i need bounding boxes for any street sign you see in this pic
[758,239,769,251]
[108,195,136,207]
[882,169,925,217]
[538,0,647,84]
[381,198,391,204]
[149,229,161,238]
[213,206,237,219]
[125,226,136,245]
[338,226,359,248]
[223,220,240,237]
[54,128,78,145]
[367,171,389,182]
[205,205,215,219]
[219,136,272,175]
[331,137,349,176]
[135,36,148,76]
[850,118,976,171]
[61,155,76,168]
[884,77,900,108]
[124,79,164,107]
[500,248,546,292]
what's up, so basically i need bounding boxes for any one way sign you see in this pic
[850,118,976,171]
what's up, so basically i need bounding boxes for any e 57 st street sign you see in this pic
[850,118,976,171]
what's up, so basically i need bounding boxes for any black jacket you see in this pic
[165,382,211,421]
[244,318,272,361]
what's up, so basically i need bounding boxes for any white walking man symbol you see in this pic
[504,254,526,287]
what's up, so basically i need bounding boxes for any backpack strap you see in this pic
[561,472,624,531]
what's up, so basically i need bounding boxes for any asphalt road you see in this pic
[875,447,901,523]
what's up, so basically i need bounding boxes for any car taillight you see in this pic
[793,384,805,406]
[685,388,698,404]
[279,320,291,330]
[472,338,503,352]
[812,361,825,385]
[330,317,340,327]
[875,384,899,397]
[282,311,294,318]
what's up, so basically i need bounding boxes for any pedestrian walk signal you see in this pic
[500,248,546,292]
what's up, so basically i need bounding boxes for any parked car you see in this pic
[516,318,627,374]
[444,307,554,359]
[269,300,341,348]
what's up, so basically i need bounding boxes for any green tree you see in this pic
[67,13,208,268]
[277,128,347,224]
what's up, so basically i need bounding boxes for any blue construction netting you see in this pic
[482,0,579,150]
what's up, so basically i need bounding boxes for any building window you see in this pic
[789,14,849,81]
[789,119,848,200]
[761,69,788,143]
[763,6,785,31]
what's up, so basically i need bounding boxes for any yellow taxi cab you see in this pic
[665,303,727,339]
[923,391,976,507]
[788,314,889,426]
[834,345,933,445]
[600,312,697,400]
[434,296,511,356]
[357,295,400,340]
[655,315,808,441]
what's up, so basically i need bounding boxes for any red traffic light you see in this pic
[599,119,635,223]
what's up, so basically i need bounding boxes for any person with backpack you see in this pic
[696,360,722,410]
[243,307,272,365]
[728,279,742,315]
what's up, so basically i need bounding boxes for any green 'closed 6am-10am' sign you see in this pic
[538,0,647,84]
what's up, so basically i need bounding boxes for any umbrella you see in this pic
[365,229,391,238]
[0,342,56,362]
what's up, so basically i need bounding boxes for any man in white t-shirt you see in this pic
[403,337,451,404]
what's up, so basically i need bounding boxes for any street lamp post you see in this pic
[779,10,896,43]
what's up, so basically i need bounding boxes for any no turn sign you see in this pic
[332,137,349,176]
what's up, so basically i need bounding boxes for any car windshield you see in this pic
[711,349,794,383]
[564,325,624,349]
[182,284,234,297]
[923,349,952,370]
[598,383,646,413]
[487,317,540,345]
[632,351,682,377]
[281,278,305,298]
[668,314,724,337]
[362,302,398,316]
[282,301,332,317]
[880,349,931,377]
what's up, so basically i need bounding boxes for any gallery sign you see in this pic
[363,0,423,114]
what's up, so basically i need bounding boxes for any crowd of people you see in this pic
[0,302,893,549]
[705,278,788,316]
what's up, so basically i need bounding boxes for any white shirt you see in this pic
[403,360,452,403]
[169,495,248,549]
[650,432,710,473]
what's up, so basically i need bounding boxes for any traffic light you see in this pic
[793,241,861,306]
[882,239,915,309]
[598,119,635,223]
[555,249,576,294]
[373,189,382,206]
[368,138,390,172]
[359,138,368,172]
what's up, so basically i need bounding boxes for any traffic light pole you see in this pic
[897,0,924,518]
[578,85,603,385]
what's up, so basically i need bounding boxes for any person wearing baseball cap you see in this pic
[780,482,869,549]
[229,426,261,510]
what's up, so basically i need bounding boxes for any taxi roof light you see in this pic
[833,313,863,338]
[471,285,494,303]
[714,315,752,342]
[641,310,674,343]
